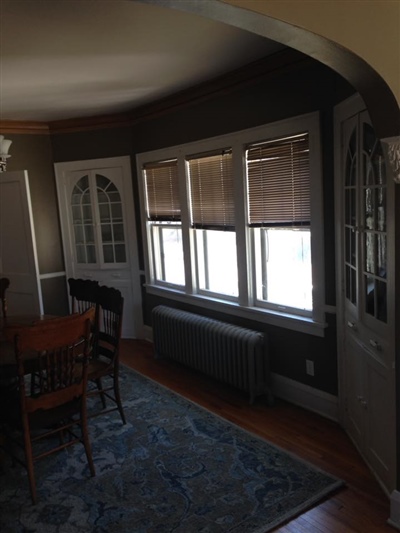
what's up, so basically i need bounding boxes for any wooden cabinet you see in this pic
[335,96,395,494]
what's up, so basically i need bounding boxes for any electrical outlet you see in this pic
[306,359,314,376]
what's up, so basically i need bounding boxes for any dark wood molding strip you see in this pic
[0,121,50,135]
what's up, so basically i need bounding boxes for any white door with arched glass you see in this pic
[335,96,395,494]
[55,156,142,338]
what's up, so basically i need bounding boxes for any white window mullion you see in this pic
[178,156,194,294]
[308,116,324,323]
[232,142,250,307]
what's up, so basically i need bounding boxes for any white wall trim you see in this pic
[271,372,339,421]
[389,491,400,530]
[141,325,153,343]
[143,331,338,420]
[39,271,66,280]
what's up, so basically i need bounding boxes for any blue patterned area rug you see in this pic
[0,366,343,532]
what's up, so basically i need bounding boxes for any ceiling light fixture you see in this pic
[0,135,12,172]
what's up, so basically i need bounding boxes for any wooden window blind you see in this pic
[143,159,180,221]
[246,133,310,227]
[188,150,235,230]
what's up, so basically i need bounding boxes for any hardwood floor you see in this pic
[120,339,393,533]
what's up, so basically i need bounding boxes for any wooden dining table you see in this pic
[0,314,59,369]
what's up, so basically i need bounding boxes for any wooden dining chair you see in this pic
[0,277,10,325]
[68,277,99,315]
[87,286,126,424]
[0,308,96,504]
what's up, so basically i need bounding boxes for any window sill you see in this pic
[145,284,328,337]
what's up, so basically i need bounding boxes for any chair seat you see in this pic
[87,358,113,380]
[2,397,82,430]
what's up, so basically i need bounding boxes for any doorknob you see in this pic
[369,339,382,351]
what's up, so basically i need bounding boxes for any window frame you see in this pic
[149,221,185,289]
[137,112,326,336]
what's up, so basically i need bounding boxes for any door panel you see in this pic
[0,171,42,315]
[55,157,142,338]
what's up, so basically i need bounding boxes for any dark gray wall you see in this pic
[50,60,352,395]
[4,133,69,315]
[9,59,353,395]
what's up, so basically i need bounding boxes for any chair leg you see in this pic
[81,404,95,477]
[95,378,106,409]
[22,415,37,505]
[113,372,126,425]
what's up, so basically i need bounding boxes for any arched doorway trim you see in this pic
[139,0,399,139]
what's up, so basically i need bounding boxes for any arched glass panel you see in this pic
[362,123,387,322]
[96,174,126,263]
[344,127,357,305]
[71,176,96,264]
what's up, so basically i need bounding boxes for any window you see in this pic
[187,150,238,298]
[137,113,324,334]
[143,159,184,286]
[71,173,127,265]
[246,133,312,314]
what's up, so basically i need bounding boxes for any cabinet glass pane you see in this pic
[345,189,356,226]
[81,192,91,204]
[101,224,112,243]
[365,275,375,316]
[86,245,96,263]
[376,280,387,321]
[363,123,386,186]
[71,176,96,264]
[103,244,114,263]
[364,188,374,229]
[74,225,84,245]
[365,232,375,274]
[72,205,82,223]
[377,188,386,231]
[84,225,95,243]
[365,275,387,322]
[111,203,123,221]
[115,244,126,263]
[82,205,93,223]
[345,130,357,186]
[345,227,356,267]
[97,191,108,203]
[96,174,126,264]
[76,245,85,263]
[377,234,387,278]
[113,223,124,241]
[99,203,111,223]
[346,265,356,304]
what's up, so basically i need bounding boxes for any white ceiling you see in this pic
[0,0,284,123]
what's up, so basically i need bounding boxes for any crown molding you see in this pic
[0,121,50,135]
[2,49,312,135]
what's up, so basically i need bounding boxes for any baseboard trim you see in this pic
[141,325,153,343]
[271,373,339,421]
[388,491,400,530]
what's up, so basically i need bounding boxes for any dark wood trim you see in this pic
[0,121,50,135]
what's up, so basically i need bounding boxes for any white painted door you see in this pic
[55,156,142,338]
[0,170,43,315]
[335,96,396,493]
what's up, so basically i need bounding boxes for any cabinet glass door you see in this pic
[361,119,387,323]
[343,114,387,326]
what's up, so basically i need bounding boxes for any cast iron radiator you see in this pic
[152,305,273,404]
